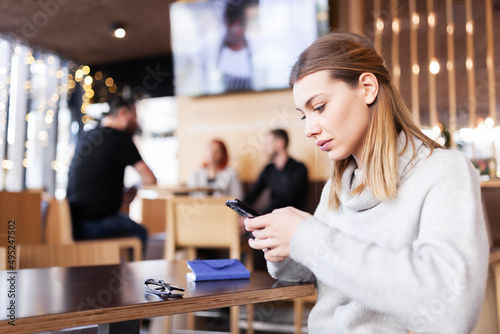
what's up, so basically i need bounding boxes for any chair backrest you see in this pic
[45,197,75,245]
[141,197,168,234]
[0,247,6,271]
[165,196,240,261]
[17,242,121,269]
[0,191,42,249]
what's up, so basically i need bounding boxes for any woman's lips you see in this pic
[316,139,332,151]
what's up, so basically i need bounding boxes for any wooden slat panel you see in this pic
[391,0,400,90]
[485,0,496,123]
[427,0,438,127]
[409,0,420,125]
[446,0,457,149]
[465,0,477,129]
[373,0,383,55]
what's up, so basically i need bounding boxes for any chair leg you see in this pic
[187,312,196,330]
[148,315,170,334]
[246,304,254,334]
[230,306,240,334]
[294,298,304,334]
[132,242,142,261]
[245,248,254,272]
[186,247,196,261]
[163,316,171,334]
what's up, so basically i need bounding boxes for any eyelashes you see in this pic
[299,104,326,120]
[313,104,325,112]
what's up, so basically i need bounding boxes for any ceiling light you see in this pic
[112,24,126,38]
[114,28,126,38]
[429,59,440,74]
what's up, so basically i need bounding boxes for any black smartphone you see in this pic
[225,199,262,218]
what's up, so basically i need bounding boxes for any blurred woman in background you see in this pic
[188,139,243,199]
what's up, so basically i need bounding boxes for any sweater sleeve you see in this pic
[289,153,489,333]
[267,255,316,283]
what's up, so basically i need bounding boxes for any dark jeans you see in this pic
[73,212,148,255]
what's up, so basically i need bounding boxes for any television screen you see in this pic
[169,0,329,96]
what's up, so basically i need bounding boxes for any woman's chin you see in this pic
[327,150,349,162]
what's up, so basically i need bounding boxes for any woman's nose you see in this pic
[304,117,320,138]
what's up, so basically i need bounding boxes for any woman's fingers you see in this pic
[244,214,268,231]
[263,247,288,262]
[248,237,273,250]
[251,228,266,239]
[264,253,288,263]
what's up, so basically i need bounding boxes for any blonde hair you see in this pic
[289,32,441,210]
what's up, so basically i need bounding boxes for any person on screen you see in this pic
[66,97,157,254]
[217,0,258,92]
[187,139,243,198]
[244,32,488,333]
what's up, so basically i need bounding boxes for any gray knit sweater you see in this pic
[268,135,489,333]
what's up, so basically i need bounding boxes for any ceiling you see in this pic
[0,0,176,65]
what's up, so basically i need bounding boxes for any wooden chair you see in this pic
[0,247,6,271]
[486,249,500,334]
[0,191,42,249]
[16,242,120,269]
[470,201,500,334]
[163,195,254,334]
[293,292,317,334]
[141,196,168,234]
[45,197,142,261]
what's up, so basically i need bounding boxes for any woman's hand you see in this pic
[244,207,311,262]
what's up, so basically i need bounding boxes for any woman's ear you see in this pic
[359,72,379,105]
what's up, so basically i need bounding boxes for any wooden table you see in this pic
[0,260,314,334]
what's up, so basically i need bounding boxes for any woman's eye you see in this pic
[300,115,306,120]
[313,104,325,112]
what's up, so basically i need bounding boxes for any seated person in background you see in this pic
[243,129,308,270]
[243,129,308,214]
[66,97,157,252]
[187,139,243,199]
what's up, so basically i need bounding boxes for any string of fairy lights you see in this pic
[74,66,119,124]
[0,34,124,191]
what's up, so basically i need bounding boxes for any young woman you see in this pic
[244,32,489,333]
[188,139,243,198]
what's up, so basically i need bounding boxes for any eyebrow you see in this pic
[296,94,324,112]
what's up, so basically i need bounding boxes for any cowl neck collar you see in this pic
[339,132,428,211]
